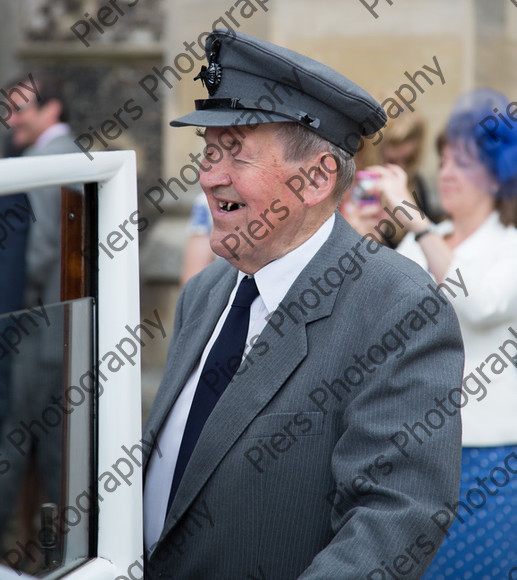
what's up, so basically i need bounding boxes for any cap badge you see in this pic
[194,39,222,96]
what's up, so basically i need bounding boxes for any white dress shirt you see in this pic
[144,214,335,552]
[33,123,71,148]
[397,212,517,447]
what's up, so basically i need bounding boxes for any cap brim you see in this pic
[170,109,294,128]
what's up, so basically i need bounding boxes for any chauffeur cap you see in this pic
[170,29,387,156]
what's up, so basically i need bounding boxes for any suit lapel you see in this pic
[160,305,309,537]
[158,214,361,540]
[142,269,238,471]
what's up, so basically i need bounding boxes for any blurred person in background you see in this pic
[180,191,216,285]
[7,71,78,306]
[0,71,78,573]
[0,135,30,315]
[0,135,29,441]
[340,108,443,247]
[370,88,517,578]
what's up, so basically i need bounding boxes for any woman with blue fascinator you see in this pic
[369,88,517,578]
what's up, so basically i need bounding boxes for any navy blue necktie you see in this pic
[167,276,259,511]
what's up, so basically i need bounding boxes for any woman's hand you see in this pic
[367,164,431,233]
[339,195,384,237]
[365,164,455,281]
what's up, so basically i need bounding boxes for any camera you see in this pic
[352,170,379,205]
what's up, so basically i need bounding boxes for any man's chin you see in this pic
[210,237,242,264]
[12,134,29,149]
[210,234,263,273]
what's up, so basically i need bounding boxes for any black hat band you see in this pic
[194,98,321,129]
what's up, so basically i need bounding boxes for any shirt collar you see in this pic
[35,123,71,147]
[237,213,335,313]
[436,210,500,238]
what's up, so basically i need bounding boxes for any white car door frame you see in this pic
[0,151,142,579]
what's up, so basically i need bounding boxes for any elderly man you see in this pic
[143,29,464,579]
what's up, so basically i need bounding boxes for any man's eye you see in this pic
[230,145,244,159]
[204,145,219,160]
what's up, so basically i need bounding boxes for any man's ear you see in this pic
[299,152,338,208]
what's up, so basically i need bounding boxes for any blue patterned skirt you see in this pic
[424,445,517,579]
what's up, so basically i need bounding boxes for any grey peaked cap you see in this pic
[170,29,387,155]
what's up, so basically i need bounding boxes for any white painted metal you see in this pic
[0,558,120,580]
[0,151,142,579]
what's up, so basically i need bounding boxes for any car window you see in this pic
[0,298,94,576]
[0,151,142,579]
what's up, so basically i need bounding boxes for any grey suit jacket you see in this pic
[22,131,79,306]
[143,214,464,579]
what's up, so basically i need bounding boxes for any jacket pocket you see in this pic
[241,411,324,439]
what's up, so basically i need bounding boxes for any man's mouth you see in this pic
[218,201,245,212]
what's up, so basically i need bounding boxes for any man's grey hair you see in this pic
[274,123,356,203]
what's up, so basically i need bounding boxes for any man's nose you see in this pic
[199,157,232,189]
